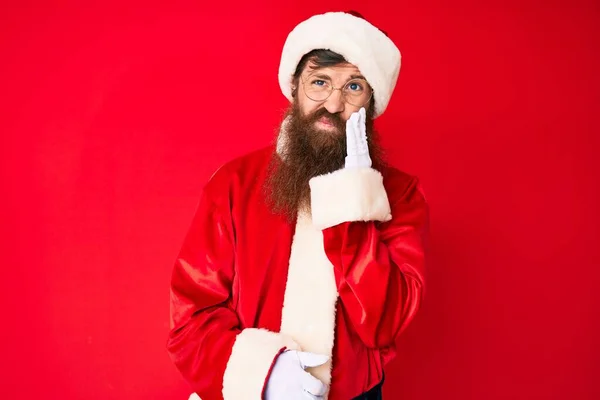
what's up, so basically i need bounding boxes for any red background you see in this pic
[1,1,599,399]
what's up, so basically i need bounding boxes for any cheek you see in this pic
[300,101,319,117]
[341,107,360,122]
[296,93,319,117]
[342,100,370,121]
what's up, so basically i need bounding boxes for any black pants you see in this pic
[351,375,384,400]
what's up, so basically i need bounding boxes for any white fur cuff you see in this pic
[309,167,392,230]
[221,328,300,400]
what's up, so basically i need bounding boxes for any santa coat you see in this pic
[167,145,428,400]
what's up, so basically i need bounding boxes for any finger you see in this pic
[353,110,361,139]
[353,112,363,151]
[346,114,358,153]
[354,109,367,155]
[359,107,367,140]
[299,370,328,396]
[346,111,358,135]
[345,112,354,135]
[297,351,330,368]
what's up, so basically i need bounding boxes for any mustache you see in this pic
[303,108,346,131]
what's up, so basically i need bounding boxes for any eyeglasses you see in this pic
[300,73,373,107]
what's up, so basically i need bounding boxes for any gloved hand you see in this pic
[264,350,329,399]
[345,107,372,169]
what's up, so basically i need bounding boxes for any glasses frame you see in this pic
[300,73,374,107]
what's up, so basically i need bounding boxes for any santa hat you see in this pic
[278,11,401,118]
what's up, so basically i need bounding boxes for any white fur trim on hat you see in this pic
[278,12,401,118]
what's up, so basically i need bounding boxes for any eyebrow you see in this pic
[310,73,332,80]
[308,73,367,81]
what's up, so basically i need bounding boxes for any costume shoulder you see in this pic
[202,145,274,203]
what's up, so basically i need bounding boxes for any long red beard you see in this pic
[264,102,384,220]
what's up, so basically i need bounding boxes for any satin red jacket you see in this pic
[167,146,428,400]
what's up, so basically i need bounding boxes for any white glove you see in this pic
[265,350,329,400]
[344,107,372,169]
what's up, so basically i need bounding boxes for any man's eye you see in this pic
[348,82,363,91]
[312,80,327,87]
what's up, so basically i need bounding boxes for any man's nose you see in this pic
[323,89,345,115]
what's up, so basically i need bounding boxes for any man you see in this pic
[167,11,429,400]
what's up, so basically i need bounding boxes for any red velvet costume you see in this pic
[167,144,428,400]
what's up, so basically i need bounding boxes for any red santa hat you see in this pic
[278,11,401,118]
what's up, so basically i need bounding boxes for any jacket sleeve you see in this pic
[167,183,299,400]
[309,167,428,349]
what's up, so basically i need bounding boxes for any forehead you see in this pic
[303,61,364,80]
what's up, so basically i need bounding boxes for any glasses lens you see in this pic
[303,76,332,102]
[302,76,373,106]
[343,79,372,107]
